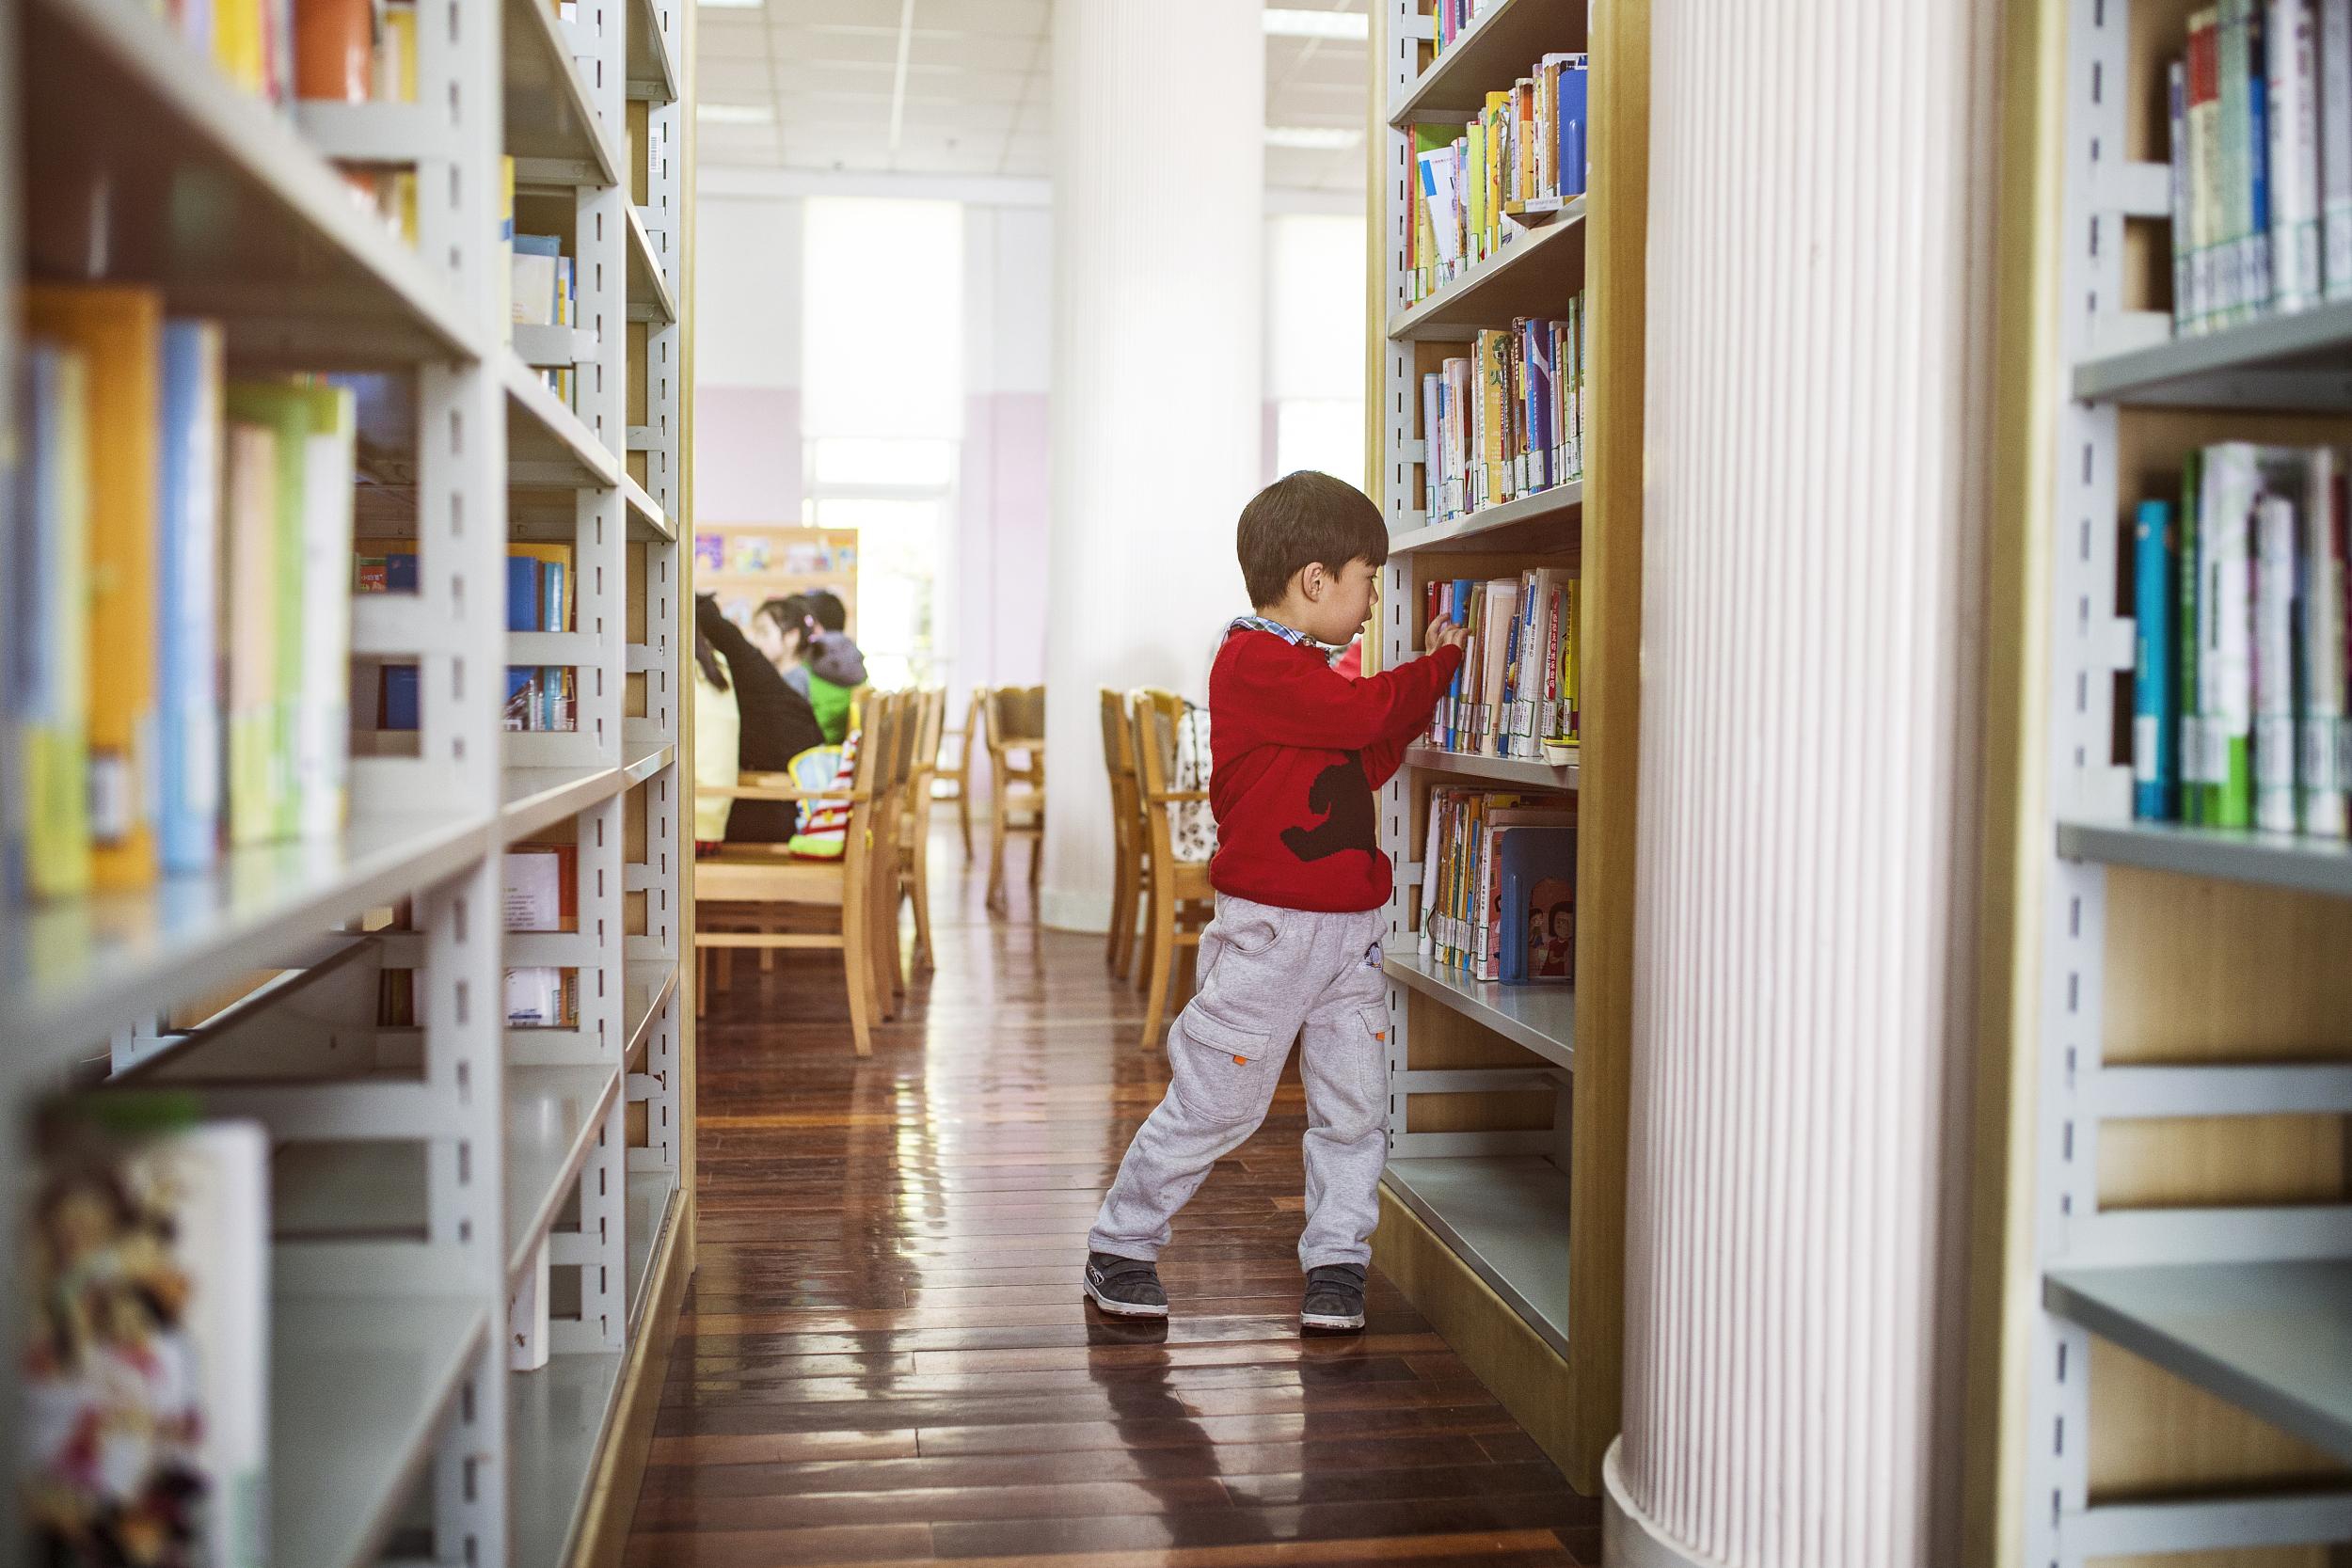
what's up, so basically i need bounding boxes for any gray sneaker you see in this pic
[1083,1251,1168,1318]
[1300,1263,1367,1332]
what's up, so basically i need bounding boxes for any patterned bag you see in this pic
[783,732,858,860]
[1171,706,1216,863]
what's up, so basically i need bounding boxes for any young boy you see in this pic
[1084,470,1472,1332]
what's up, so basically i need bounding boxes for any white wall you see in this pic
[692,196,803,523]
[961,201,1055,703]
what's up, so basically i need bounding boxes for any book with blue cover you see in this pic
[382,666,420,731]
[2133,499,2176,821]
[507,555,540,632]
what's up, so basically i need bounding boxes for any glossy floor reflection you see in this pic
[627,832,1597,1566]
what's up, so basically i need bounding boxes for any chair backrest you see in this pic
[1100,688,1136,846]
[985,686,1044,796]
[989,685,1045,750]
[1098,688,1133,781]
[895,689,923,790]
[1128,691,1180,866]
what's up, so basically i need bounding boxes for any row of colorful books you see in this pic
[2131,442,2351,834]
[1426,0,1499,57]
[2166,1,2352,334]
[8,287,357,901]
[1424,570,1581,759]
[1406,53,1586,301]
[152,0,412,105]
[1415,791,1576,985]
[1422,301,1585,522]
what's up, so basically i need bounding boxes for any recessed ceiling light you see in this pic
[1264,125,1362,150]
[1264,8,1368,40]
[697,103,775,124]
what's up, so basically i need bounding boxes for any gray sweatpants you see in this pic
[1089,894,1391,1271]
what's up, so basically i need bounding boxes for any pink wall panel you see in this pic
[692,387,803,524]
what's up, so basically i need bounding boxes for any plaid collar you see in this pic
[1226,615,1323,650]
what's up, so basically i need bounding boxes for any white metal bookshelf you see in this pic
[0,0,694,1549]
[2022,3,2352,1560]
[1374,0,1583,1357]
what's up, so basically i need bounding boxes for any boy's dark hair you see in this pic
[1235,471,1388,608]
[805,589,848,633]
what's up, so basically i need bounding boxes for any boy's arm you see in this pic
[1220,636,1464,753]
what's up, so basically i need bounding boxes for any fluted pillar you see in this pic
[1037,0,1264,932]
[1608,3,1996,1564]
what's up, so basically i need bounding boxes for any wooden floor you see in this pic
[627,833,1598,1567]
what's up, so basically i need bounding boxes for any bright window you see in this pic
[1266,213,1369,485]
[801,199,964,691]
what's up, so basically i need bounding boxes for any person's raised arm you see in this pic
[1221,620,1467,753]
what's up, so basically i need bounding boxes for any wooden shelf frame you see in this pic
[0,0,695,1550]
[1367,0,1643,1497]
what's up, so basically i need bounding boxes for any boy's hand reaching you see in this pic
[1425,616,1473,654]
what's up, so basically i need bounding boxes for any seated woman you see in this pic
[751,592,866,743]
[695,594,825,843]
[691,626,739,856]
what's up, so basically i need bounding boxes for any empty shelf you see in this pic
[2045,1260,2352,1463]
[276,1291,489,1568]
[1382,1156,1572,1357]
[509,1347,627,1568]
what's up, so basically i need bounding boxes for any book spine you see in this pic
[2206,444,2258,825]
[2255,490,2300,829]
[2136,501,2179,820]
[19,345,95,897]
[2180,448,2207,820]
[297,388,355,839]
[2269,0,2323,311]
[2172,61,2198,332]
[2192,14,2225,332]
[2220,1,2253,321]
[158,322,224,874]
[226,423,278,847]
[1419,790,1442,956]
[2249,1,2278,314]
[2303,448,2348,834]
[2327,0,2352,296]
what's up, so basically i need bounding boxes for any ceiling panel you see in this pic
[699,0,1360,189]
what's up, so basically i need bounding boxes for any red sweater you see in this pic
[1207,629,1464,912]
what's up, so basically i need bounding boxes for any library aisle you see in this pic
[627,844,1599,1565]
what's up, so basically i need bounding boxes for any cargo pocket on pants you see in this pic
[1179,1009,1275,1124]
[1356,1005,1394,1108]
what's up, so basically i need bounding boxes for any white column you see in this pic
[1039,0,1264,932]
[1607,4,1996,1566]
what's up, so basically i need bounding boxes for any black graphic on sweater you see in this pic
[1279,752,1378,863]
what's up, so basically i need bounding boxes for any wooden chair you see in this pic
[984,684,1046,911]
[870,689,914,1022]
[898,689,946,971]
[930,688,982,863]
[692,696,887,1056]
[1099,688,1148,978]
[1131,690,1216,1049]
